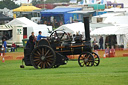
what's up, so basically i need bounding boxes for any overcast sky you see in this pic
[14,0,115,4]
[14,0,32,5]
[12,0,125,5]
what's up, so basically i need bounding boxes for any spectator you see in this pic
[99,36,103,50]
[3,39,7,53]
[2,35,7,44]
[11,42,16,52]
[104,46,110,57]
[29,32,36,52]
[94,43,99,54]
[120,43,124,49]
[92,38,97,46]
[110,46,115,57]
[37,31,47,41]
[92,38,97,49]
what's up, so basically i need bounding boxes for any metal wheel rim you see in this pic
[78,52,94,67]
[91,52,100,66]
[30,45,56,69]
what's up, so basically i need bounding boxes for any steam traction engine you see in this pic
[21,17,100,69]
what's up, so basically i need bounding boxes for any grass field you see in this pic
[0,57,128,85]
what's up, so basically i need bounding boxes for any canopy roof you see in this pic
[91,25,128,36]
[56,22,92,34]
[104,8,126,12]
[41,7,82,14]
[6,17,38,26]
[13,4,41,12]
[103,16,128,24]
[0,13,13,21]
[94,12,123,18]
[68,10,95,14]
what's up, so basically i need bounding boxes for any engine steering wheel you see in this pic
[49,30,71,42]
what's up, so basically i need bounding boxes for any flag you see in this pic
[90,0,96,4]
[101,0,107,4]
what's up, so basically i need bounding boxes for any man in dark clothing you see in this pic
[99,36,103,49]
[29,32,36,52]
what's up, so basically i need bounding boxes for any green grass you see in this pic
[0,57,128,85]
[16,47,24,52]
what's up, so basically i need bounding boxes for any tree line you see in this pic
[32,0,70,6]
[0,0,72,9]
[0,0,19,9]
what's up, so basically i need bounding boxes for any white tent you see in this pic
[91,13,124,23]
[56,22,92,34]
[103,16,128,25]
[6,17,51,37]
[91,26,118,35]
[91,25,128,49]
[104,8,126,13]
[6,17,38,26]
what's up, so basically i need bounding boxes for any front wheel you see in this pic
[78,52,94,67]
[91,52,100,66]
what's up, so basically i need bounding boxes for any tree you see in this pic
[31,0,70,6]
[0,0,19,9]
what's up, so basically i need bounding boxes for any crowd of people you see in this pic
[92,36,116,57]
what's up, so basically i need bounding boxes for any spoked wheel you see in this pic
[91,52,100,66]
[30,45,56,69]
[78,52,94,67]
[49,30,71,42]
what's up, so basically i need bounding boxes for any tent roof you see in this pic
[0,13,13,21]
[41,7,82,14]
[94,12,123,18]
[90,23,114,31]
[6,17,38,26]
[104,8,126,12]
[56,22,92,34]
[90,25,128,36]
[68,10,95,14]
[103,16,128,24]
[115,26,128,35]
[13,4,41,12]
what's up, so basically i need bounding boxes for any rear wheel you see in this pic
[78,52,94,67]
[30,45,56,69]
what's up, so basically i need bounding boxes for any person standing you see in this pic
[92,38,97,45]
[3,39,7,53]
[2,35,7,44]
[29,32,36,52]
[37,31,47,41]
[99,36,103,50]
[94,43,99,54]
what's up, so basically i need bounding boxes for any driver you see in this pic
[37,31,47,41]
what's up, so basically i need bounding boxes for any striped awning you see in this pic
[0,25,14,30]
